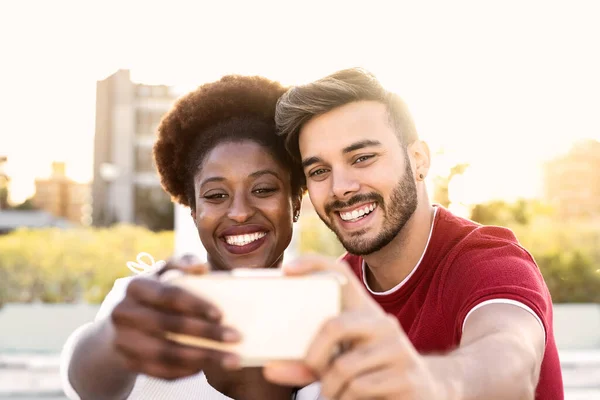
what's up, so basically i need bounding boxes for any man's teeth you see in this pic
[225,232,266,246]
[339,203,376,221]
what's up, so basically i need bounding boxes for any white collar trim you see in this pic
[362,207,438,296]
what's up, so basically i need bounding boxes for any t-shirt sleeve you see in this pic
[441,227,552,343]
[60,277,134,400]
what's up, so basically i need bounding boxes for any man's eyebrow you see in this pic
[301,156,322,169]
[342,140,382,154]
[301,140,382,169]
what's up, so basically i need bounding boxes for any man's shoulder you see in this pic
[437,216,544,298]
[435,206,526,257]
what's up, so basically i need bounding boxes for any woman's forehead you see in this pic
[198,141,285,179]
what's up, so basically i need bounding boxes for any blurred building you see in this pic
[32,162,91,224]
[0,210,72,234]
[543,139,600,219]
[92,69,178,230]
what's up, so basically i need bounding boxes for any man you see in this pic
[263,68,563,399]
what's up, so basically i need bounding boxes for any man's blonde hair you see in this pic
[275,67,418,161]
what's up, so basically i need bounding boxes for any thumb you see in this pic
[284,255,376,312]
[263,360,317,387]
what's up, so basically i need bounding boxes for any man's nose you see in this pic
[331,169,360,199]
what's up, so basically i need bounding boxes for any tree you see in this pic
[470,198,556,227]
[433,162,469,208]
[0,156,8,210]
[134,187,175,231]
[470,200,513,226]
[13,198,37,210]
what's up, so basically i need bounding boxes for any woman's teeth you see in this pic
[224,232,266,246]
[339,203,377,222]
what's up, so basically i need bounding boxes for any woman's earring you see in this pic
[293,211,300,222]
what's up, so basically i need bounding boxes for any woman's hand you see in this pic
[109,255,242,380]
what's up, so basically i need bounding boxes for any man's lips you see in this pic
[335,202,378,222]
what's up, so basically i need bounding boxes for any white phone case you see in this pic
[163,269,344,366]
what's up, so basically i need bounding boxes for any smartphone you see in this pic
[162,268,344,366]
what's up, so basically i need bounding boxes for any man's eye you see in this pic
[309,168,328,177]
[354,155,374,164]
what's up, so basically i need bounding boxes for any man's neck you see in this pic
[363,202,435,292]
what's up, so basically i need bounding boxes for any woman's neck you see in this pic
[203,363,294,400]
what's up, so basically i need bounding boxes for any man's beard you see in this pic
[316,158,418,256]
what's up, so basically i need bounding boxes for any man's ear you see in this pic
[408,140,431,181]
[190,209,197,226]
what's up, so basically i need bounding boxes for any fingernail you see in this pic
[207,309,221,321]
[221,354,241,370]
[284,261,300,270]
[180,254,197,265]
[223,329,241,342]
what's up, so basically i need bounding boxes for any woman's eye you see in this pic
[203,193,227,200]
[253,188,277,195]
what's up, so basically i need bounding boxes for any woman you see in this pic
[60,76,317,399]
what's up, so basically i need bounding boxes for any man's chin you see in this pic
[338,235,377,256]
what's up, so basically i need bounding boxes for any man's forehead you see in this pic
[304,101,388,131]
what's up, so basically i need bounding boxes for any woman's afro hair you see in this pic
[153,75,304,208]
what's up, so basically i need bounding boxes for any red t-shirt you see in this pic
[342,206,563,399]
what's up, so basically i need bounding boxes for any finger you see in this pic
[283,255,372,311]
[338,367,406,400]
[320,339,408,399]
[157,255,210,277]
[306,312,400,375]
[262,360,318,387]
[114,325,241,371]
[125,277,222,322]
[112,300,240,343]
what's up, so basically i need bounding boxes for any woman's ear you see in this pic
[190,209,197,226]
[292,195,303,223]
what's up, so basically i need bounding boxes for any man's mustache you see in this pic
[325,193,384,215]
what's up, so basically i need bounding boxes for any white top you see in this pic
[60,254,322,400]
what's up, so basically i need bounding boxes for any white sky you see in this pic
[1,0,599,204]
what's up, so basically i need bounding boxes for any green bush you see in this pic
[511,219,600,303]
[470,200,600,303]
[0,225,174,305]
[297,213,346,258]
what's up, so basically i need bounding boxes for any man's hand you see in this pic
[110,255,242,380]
[264,256,447,400]
[309,310,447,399]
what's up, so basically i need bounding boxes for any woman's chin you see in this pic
[216,255,271,271]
